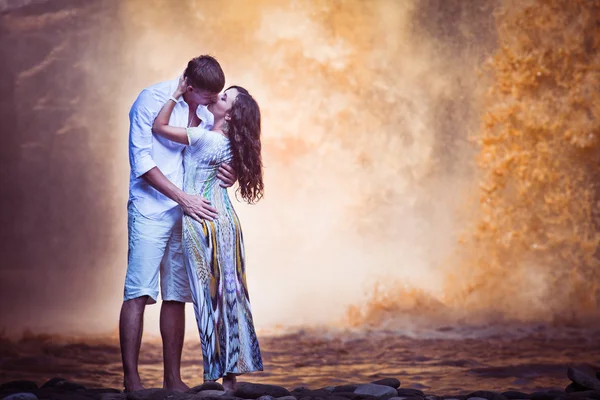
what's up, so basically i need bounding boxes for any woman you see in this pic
[152,76,264,389]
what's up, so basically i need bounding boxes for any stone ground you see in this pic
[2,367,600,400]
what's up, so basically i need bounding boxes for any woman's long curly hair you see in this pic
[225,86,264,204]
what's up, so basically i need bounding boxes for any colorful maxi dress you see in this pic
[182,127,263,381]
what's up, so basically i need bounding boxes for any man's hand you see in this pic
[180,193,218,222]
[217,163,237,188]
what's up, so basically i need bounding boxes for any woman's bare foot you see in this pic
[123,378,145,392]
[222,374,237,391]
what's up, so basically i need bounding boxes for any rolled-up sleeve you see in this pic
[129,90,157,178]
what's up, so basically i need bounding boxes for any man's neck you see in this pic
[182,92,199,110]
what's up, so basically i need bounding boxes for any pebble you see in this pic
[355,384,398,398]
[2,394,38,400]
[372,379,401,389]
[233,384,290,399]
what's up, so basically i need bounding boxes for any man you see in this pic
[121,55,236,392]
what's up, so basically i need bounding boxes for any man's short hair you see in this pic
[184,55,225,93]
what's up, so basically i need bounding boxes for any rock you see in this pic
[501,392,530,399]
[333,387,360,394]
[566,383,589,393]
[371,380,401,390]
[126,389,177,400]
[466,392,507,400]
[529,391,566,400]
[355,384,398,398]
[96,394,127,400]
[277,397,297,400]
[233,384,290,399]
[397,390,425,397]
[2,394,38,400]
[257,396,275,400]
[467,398,489,400]
[190,383,225,394]
[332,391,378,400]
[46,394,95,400]
[194,390,226,398]
[568,368,600,391]
[31,388,67,399]
[0,382,37,392]
[567,391,600,400]
[41,378,67,389]
[86,389,123,395]
[57,381,87,391]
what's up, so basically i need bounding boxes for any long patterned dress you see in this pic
[182,127,263,381]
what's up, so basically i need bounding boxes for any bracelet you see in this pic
[169,95,180,103]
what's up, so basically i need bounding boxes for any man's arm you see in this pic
[142,167,217,221]
[217,163,237,188]
[129,90,217,221]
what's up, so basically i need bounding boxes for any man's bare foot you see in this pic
[164,380,190,392]
[222,375,237,391]
[123,378,145,392]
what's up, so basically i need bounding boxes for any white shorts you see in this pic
[124,201,192,304]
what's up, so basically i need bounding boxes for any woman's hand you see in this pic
[173,74,188,98]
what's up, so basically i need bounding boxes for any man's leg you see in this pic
[121,201,170,391]
[160,209,192,392]
[161,300,188,391]
[120,296,148,392]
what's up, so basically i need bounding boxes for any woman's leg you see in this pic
[222,373,239,390]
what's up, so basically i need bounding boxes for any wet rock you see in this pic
[568,368,600,391]
[407,386,428,391]
[566,383,589,393]
[31,388,67,399]
[276,397,297,400]
[501,392,530,399]
[371,380,401,390]
[467,397,488,400]
[333,387,359,394]
[466,392,507,400]
[397,389,425,397]
[233,384,290,399]
[2,394,38,400]
[190,384,225,394]
[355,384,397,398]
[0,382,37,392]
[257,396,276,400]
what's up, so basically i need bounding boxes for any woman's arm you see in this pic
[151,76,189,144]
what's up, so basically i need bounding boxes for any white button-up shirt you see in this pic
[128,79,214,219]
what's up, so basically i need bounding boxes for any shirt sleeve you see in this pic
[129,90,157,178]
[186,127,208,147]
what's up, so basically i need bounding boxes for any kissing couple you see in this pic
[120,55,264,392]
